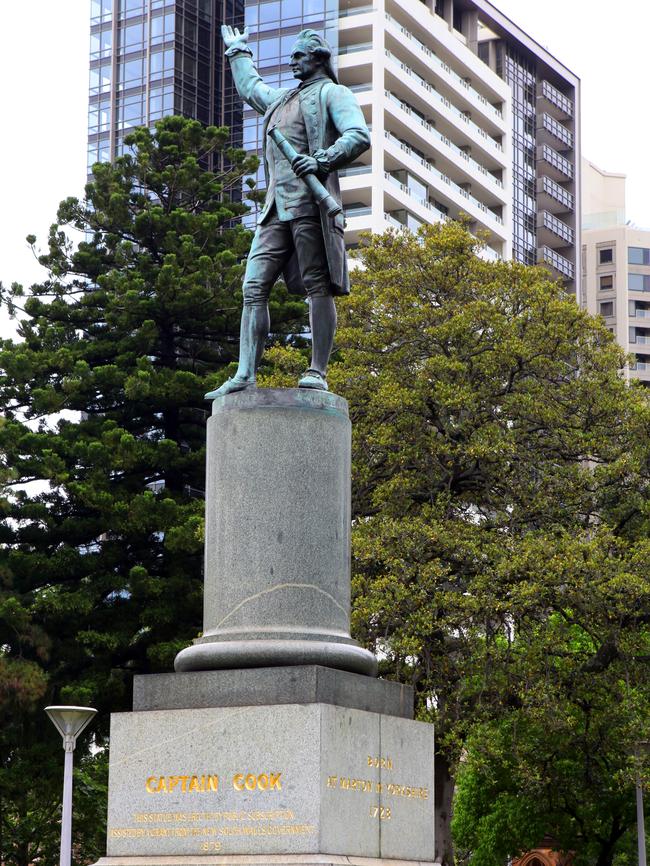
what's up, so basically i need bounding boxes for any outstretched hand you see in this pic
[221,24,249,48]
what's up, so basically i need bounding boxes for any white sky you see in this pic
[0,0,648,328]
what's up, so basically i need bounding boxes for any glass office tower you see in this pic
[87,0,243,175]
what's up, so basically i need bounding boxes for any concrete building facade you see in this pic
[581,160,650,385]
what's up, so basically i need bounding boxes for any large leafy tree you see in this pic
[263,221,650,865]
[0,116,305,864]
[451,530,650,866]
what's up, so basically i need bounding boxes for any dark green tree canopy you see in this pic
[0,116,305,865]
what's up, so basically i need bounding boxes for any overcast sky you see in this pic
[0,0,648,317]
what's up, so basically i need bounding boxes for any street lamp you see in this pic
[45,705,97,866]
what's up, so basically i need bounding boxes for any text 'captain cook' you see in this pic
[206,25,371,398]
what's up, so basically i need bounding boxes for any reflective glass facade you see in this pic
[499,45,537,266]
[88,0,243,174]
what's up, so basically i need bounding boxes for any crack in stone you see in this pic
[113,707,253,765]
[214,582,347,630]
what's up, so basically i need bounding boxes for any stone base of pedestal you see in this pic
[133,666,413,718]
[104,704,434,862]
[96,855,439,866]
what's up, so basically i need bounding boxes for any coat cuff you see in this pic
[314,146,344,174]
[225,43,253,58]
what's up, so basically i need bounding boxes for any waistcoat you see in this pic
[265,85,320,221]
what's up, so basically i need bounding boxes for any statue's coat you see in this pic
[227,49,371,295]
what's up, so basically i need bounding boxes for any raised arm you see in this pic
[222,25,287,115]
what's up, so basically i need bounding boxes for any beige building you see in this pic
[581,159,650,384]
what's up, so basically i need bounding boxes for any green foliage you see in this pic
[321,222,650,866]
[0,117,305,865]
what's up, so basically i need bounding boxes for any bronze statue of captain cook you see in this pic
[206,25,370,398]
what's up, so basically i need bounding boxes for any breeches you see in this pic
[243,208,332,306]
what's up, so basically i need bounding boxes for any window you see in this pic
[600,274,614,291]
[281,0,302,20]
[453,7,463,31]
[599,247,613,264]
[629,247,650,265]
[259,1,281,24]
[91,26,113,56]
[121,22,143,48]
[257,36,280,63]
[629,273,650,292]
[121,57,143,84]
[599,301,614,317]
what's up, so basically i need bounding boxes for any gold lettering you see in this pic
[258,773,269,790]
[144,774,220,794]
[245,774,257,791]
[233,774,245,791]
[270,773,282,790]
[367,755,394,770]
[327,775,338,788]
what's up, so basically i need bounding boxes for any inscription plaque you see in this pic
[106,703,434,860]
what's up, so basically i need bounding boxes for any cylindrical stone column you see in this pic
[175,388,377,676]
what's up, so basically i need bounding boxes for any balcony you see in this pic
[338,164,372,177]
[538,80,573,120]
[538,113,573,150]
[345,204,372,218]
[339,41,373,54]
[537,144,574,181]
[384,130,504,225]
[339,3,375,15]
[384,88,504,191]
[538,245,574,280]
[537,211,574,247]
[385,170,450,223]
[383,51,504,156]
[537,175,574,214]
[384,14,504,124]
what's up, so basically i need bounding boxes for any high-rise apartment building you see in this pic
[87,0,580,282]
[581,160,650,386]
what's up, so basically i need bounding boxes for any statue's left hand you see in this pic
[292,154,319,177]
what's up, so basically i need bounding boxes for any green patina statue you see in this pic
[205,25,371,398]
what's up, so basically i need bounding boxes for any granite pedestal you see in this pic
[101,703,434,863]
[175,390,376,677]
[95,390,435,866]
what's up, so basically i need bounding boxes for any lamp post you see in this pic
[45,705,97,866]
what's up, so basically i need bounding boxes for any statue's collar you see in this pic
[298,74,330,90]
